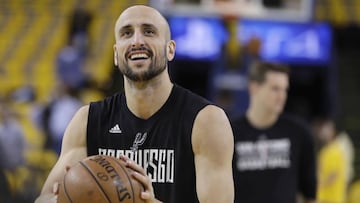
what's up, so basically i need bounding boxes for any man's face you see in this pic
[253,71,289,115]
[113,6,175,82]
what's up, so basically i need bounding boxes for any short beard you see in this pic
[120,57,167,82]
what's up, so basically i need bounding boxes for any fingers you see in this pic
[119,155,145,174]
[119,155,156,202]
[52,182,59,195]
[36,193,58,203]
[121,156,151,189]
[132,170,153,191]
[140,191,152,200]
[52,182,59,203]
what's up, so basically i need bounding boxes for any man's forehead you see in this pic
[114,6,170,39]
[116,12,164,29]
[118,6,163,24]
[117,18,157,29]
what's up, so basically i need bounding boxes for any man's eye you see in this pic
[121,31,132,37]
[144,30,155,35]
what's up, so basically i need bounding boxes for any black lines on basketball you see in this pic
[62,171,73,203]
[109,156,137,203]
[79,161,112,203]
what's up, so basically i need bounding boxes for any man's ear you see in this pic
[113,45,118,66]
[248,82,260,95]
[166,40,176,61]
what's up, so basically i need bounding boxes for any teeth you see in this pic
[130,53,148,60]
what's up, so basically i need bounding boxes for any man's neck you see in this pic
[124,72,173,119]
[246,106,279,129]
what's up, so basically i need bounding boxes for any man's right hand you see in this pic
[34,182,59,203]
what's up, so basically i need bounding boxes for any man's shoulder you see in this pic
[279,113,309,129]
[173,84,212,111]
[89,92,123,106]
[174,84,210,102]
[230,114,247,126]
[87,92,124,118]
[278,114,314,142]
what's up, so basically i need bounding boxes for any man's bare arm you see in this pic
[192,105,234,203]
[35,105,89,203]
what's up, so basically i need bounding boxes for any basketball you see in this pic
[58,155,145,203]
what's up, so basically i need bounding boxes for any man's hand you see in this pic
[35,182,59,203]
[120,155,163,203]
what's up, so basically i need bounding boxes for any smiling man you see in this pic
[35,5,234,203]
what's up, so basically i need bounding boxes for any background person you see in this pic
[231,61,317,203]
[312,118,348,203]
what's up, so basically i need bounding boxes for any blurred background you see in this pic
[0,0,359,202]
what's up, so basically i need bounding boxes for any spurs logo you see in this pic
[131,132,147,151]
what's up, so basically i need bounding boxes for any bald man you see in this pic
[35,5,234,203]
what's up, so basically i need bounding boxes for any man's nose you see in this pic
[131,31,145,47]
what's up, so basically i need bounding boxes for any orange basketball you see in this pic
[58,155,145,203]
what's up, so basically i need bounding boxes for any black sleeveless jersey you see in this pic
[87,84,211,203]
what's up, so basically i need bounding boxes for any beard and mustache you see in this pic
[117,46,168,82]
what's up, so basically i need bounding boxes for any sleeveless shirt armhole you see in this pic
[86,101,99,156]
[180,87,212,142]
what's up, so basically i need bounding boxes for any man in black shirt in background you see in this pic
[232,61,317,203]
